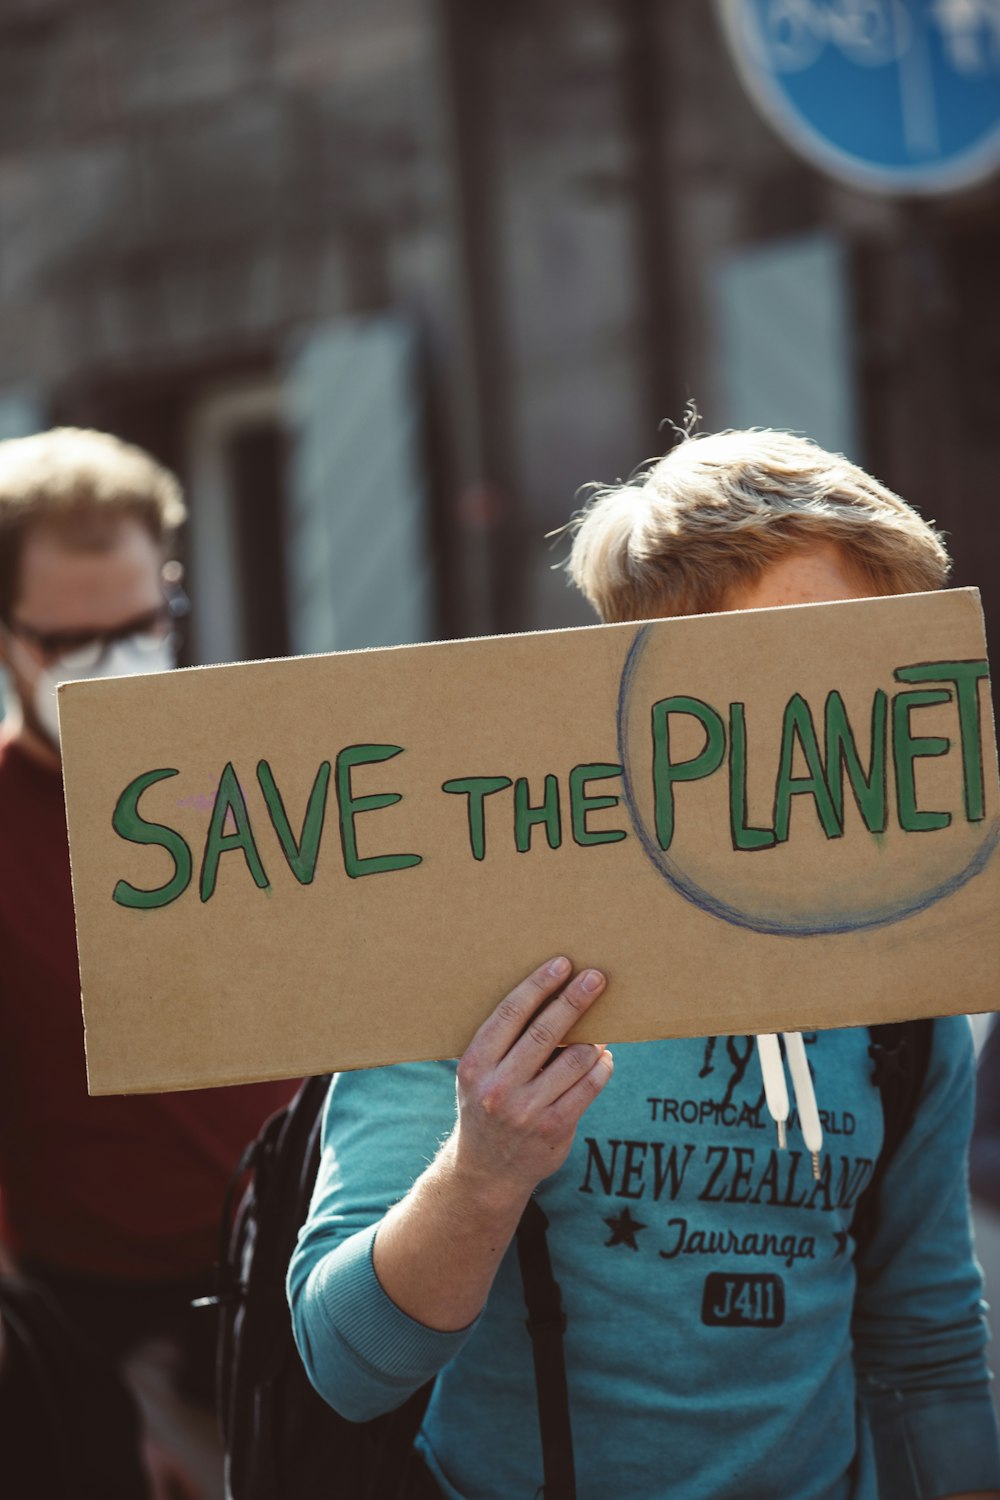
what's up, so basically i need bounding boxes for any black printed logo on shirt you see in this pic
[604,1207,647,1249]
[701,1273,785,1328]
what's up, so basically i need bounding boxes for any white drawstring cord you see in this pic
[755,1034,789,1149]
[783,1032,823,1179]
[755,1032,824,1178]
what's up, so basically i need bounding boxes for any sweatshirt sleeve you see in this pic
[852,1015,1000,1500]
[286,1058,480,1422]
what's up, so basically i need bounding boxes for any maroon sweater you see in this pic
[0,735,297,1280]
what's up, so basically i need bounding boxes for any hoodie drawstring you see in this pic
[755,1033,823,1179]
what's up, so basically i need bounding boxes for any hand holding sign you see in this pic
[372,954,611,1334]
[454,956,612,1193]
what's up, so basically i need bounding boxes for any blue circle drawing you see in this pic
[716,0,1000,195]
[616,624,1000,938]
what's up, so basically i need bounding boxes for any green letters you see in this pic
[112,768,193,910]
[442,776,513,860]
[514,774,562,853]
[895,660,988,822]
[774,696,841,843]
[111,654,985,912]
[824,690,887,834]
[728,704,776,851]
[257,759,331,885]
[892,688,952,832]
[651,696,726,853]
[200,762,270,902]
[336,744,423,879]
[568,763,626,847]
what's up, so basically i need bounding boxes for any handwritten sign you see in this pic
[58,588,1000,1094]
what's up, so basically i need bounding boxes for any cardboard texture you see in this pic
[58,588,1000,1096]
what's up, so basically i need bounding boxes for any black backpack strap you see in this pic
[852,1019,934,1262]
[515,1197,575,1500]
[201,1073,342,1500]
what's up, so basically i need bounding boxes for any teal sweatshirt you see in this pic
[288,1019,1000,1499]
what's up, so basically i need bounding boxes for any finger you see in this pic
[500,967,606,1082]
[530,1042,607,1107]
[464,955,573,1071]
[547,1049,615,1129]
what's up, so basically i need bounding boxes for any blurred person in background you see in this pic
[0,429,297,1498]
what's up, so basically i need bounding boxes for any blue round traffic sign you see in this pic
[716,0,1000,195]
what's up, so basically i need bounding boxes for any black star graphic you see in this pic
[833,1230,850,1258]
[604,1207,647,1250]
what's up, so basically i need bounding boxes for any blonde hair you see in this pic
[566,428,950,623]
[0,427,186,620]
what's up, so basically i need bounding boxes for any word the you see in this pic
[441,763,625,860]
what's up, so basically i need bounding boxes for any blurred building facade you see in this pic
[0,0,999,661]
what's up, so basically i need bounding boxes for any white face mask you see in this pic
[30,635,175,746]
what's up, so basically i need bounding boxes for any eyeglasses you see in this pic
[6,583,189,671]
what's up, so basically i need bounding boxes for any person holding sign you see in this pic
[289,429,1000,1499]
[0,429,298,1498]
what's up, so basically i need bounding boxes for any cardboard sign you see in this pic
[59,588,1000,1095]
